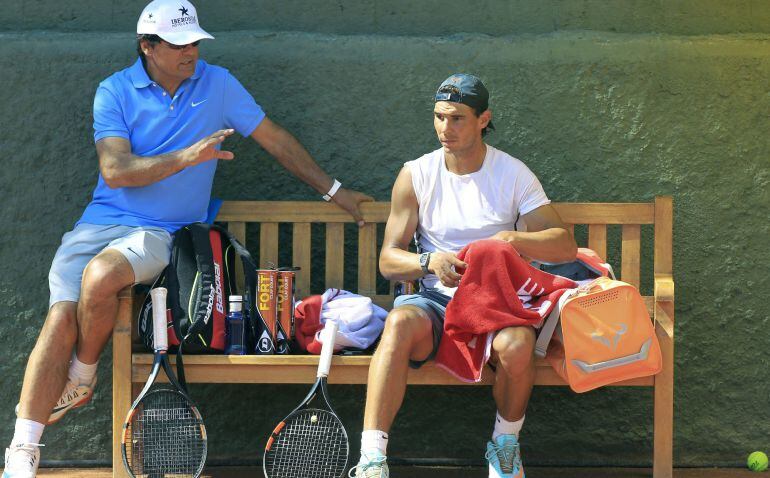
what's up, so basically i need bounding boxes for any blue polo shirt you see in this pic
[79,58,265,232]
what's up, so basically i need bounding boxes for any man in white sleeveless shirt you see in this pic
[349,74,577,478]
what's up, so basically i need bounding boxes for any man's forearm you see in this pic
[501,228,577,264]
[99,129,234,189]
[261,127,334,194]
[101,150,185,189]
[379,248,424,281]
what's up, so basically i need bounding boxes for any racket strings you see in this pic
[125,390,206,478]
[265,409,348,478]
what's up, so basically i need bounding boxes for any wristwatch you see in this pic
[419,252,432,275]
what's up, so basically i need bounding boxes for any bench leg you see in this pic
[112,288,133,478]
[653,302,674,478]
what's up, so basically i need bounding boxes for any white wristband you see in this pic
[322,179,342,202]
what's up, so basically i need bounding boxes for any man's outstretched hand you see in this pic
[331,188,375,227]
[180,129,236,167]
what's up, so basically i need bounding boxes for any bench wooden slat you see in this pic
[259,222,279,268]
[218,201,391,223]
[622,224,641,288]
[228,221,246,245]
[292,223,312,298]
[358,223,377,296]
[132,354,653,387]
[553,203,655,224]
[588,224,607,261]
[325,223,345,290]
[220,201,654,225]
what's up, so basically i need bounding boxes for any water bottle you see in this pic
[225,295,246,355]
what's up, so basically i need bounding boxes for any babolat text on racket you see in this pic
[263,320,349,478]
[121,287,207,478]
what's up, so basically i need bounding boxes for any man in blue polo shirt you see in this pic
[3,0,373,474]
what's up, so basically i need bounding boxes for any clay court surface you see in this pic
[11,467,755,477]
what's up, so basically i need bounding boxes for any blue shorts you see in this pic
[48,224,172,308]
[393,289,452,369]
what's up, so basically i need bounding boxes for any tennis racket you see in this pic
[121,287,208,478]
[263,320,349,478]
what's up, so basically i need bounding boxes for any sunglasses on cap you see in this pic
[163,40,200,50]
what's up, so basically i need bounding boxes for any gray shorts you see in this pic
[393,289,452,369]
[48,223,173,308]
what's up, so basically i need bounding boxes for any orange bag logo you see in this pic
[590,323,627,350]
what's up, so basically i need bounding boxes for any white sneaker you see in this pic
[15,376,96,425]
[2,443,43,478]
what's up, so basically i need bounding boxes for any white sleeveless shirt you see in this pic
[405,144,550,295]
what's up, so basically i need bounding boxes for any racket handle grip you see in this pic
[150,287,169,352]
[317,320,338,378]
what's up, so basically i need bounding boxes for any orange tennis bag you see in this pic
[535,276,662,393]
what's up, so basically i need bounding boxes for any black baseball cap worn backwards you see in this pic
[435,73,495,131]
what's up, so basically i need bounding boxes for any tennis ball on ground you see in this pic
[748,451,768,472]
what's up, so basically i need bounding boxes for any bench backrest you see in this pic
[215,197,673,310]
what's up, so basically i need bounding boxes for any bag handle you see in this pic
[535,289,578,358]
[210,224,259,343]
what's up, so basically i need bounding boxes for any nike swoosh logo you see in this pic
[191,99,207,107]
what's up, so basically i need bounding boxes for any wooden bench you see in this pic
[112,196,675,478]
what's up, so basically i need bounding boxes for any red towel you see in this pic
[294,294,325,354]
[435,239,577,382]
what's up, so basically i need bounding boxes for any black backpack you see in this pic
[138,223,259,383]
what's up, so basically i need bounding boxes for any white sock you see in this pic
[11,418,45,445]
[69,353,98,386]
[360,429,389,458]
[492,412,524,440]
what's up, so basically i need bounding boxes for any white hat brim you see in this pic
[158,28,214,45]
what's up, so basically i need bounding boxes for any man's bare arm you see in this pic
[250,117,373,226]
[96,129,235,188]
[491,204,577,263]
[379,167,466,286]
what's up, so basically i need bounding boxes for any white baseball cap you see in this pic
[137,0,214,45]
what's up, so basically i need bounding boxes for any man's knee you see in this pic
[370,306,436,365]
[81,250,134,298]
[380,306,434,349]
[493,327,536,369]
